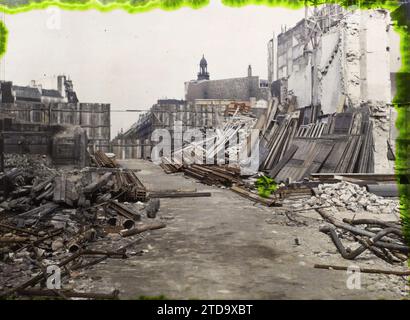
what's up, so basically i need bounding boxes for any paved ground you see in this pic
[76,159,408,299]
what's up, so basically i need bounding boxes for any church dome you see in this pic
[200,55,207,67]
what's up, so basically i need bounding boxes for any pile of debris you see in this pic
[0,154,164,299]
[308,182,400,214]
[160,157,182,174]
[183,164,242,187]
[91,150,118,168]
[4,154,53,170]
[161,113,256,171]
[224,101,251,116]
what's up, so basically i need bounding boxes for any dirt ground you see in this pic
[73,159,408,299]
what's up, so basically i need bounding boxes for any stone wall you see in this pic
[52,126,88,167]
[113,99,226,160]
[185,76,270,103]
[111,139,152,160]
[0,102,110,152]
[0,119,52,155]
[0,118,88,167]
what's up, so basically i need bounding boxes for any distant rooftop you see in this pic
[42,88,63,98]
[12,85,41,100]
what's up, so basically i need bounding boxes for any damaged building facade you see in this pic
[270,5,401,174]
[0,76,110,167]
[0,117,88,167]
[113,57,270,159]
[185,57,271,103]
[1,4,409,300]
[112,98,224,160]
[0,76,110,157]
[116,5,402,179]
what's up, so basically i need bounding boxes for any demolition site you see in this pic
[0,4,409,300]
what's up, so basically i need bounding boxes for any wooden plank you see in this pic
[333,113,353,135]
[275,139,315,182]
[149,191,211,198]
[310,173,396,181]
[319,139,348,173]
[347,135,363,173]
[336,136,356,173]
[269,145,298,178]
[303,141,334,178]
[230,185,276,206]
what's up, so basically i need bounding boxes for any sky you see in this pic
[3,0,304,136]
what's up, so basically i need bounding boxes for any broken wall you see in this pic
[0,120,52,155]
[0,102,110,152]
[315,29,344,114]
[280,9,397,113]
[52,125,88,167]
[275,8,401,174]
[277,20,306,80]
[328,9,393,108]
[0,117,88,167]
[360,10,392,104]
[113,101,222,160]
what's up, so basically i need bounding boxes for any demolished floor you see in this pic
[67,159,408,299]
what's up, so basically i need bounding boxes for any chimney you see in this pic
[57,75,66,98]
[248,65,252,77]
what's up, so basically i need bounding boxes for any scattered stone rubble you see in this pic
[306,182,400,214]
[4,154,53,173]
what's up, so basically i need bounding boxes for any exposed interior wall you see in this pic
[362,10,392,104]
[340,10,362,108]
[388,25,402,73]
[288,61,312,108]
[274,7,400,174]
[369,103,397,173]
[279,9,396,114]
[316,29,344,114]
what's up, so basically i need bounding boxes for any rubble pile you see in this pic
[308,182,400,214]
[161,114,257,173]
[4,154,54,173]
[0,158,165,299]
[91,150,118,168]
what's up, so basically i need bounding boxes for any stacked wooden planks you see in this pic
[112,170,147,202]
[183,164,241,187]
[270,110,375,182]
[93,150,118,168]
[160,157,182,174]
[259,114,299,172]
